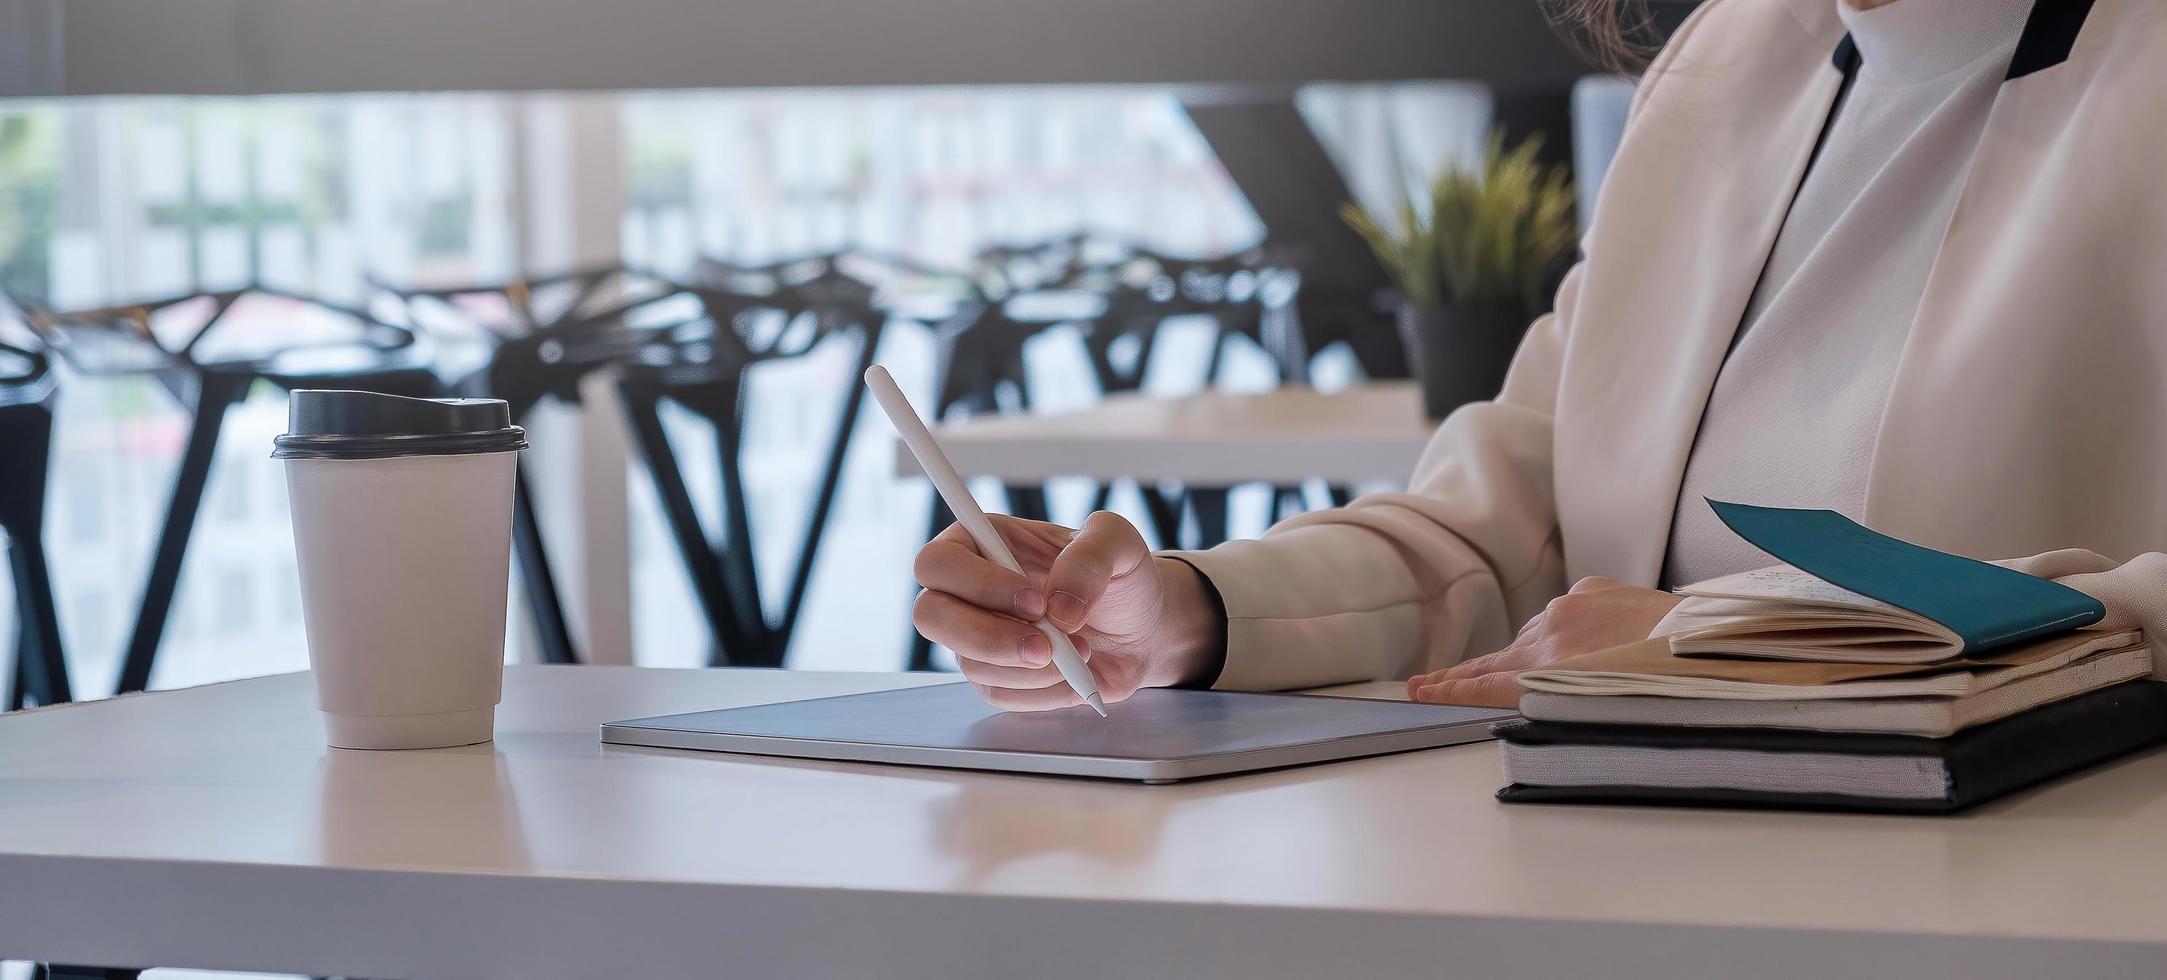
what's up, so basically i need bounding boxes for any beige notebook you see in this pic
[1659,565,1988,663]
[1517,629,2144,701]
[1519,644,2152,736]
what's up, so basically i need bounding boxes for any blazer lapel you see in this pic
[1863,0,2106,549]
[1556,6,1852,586]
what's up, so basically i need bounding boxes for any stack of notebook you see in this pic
[1494,502,2167,814]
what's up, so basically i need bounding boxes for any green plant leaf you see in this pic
[1340,128,1577,314]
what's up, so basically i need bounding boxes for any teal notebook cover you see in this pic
[1706,500,2106,655]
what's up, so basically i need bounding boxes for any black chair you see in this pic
[948,233,1129,524]
[15,285,440,694]
[615,255,885,668]
[0,339,72,710]
[376,265,682,666]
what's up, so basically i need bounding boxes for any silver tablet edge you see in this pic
[599,718,1502,782]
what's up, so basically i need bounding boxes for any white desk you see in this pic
[5,667,2167,979]
[900,382,1436,485]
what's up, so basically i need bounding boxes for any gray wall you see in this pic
[1,0,64,96]
[30,0,1592,97]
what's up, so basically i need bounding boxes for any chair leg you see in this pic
[1004,485,1050,524]
[115,372,246,695]
[8,529,73,705]
[1271,485,1306,523]
[1138,485,1188,551]
[511,469,580,665]
[7,616,27,711]
[711,396,776,666]
[1188,488,1231,549]
[619,383,752,666]
[769,328,880,657]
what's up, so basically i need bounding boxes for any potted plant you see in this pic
[1343,133,1576,420]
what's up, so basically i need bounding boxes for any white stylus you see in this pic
[864,365,1108,717]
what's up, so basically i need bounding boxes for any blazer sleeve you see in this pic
[1166,262,1579,691]
[1162,3,1731,692]
[1994,551,2167,678]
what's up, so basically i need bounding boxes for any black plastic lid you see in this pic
[272,389,526,460]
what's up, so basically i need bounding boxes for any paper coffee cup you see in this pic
[275,390,527,750]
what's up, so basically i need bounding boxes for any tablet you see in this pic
[600,683,1513,783]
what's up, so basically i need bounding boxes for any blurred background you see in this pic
[0,0,1685,707]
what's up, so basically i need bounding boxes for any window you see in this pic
[2,84,1492,688]
[64,461,103,545]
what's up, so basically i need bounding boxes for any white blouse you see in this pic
[1664,0,2037,586]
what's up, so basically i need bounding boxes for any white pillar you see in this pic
[507,93,636,665]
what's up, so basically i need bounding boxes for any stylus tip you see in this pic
[1086,693,1108,717]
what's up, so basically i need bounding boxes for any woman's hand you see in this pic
[1407,577,1681,708]
[912,511,1225,711]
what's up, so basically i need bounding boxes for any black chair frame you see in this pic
[377,264,688,666]
[1,339,73,709]
[15,284,440,694]
[616,256,885,667]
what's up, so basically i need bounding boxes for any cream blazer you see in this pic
[1179,0,2167,691]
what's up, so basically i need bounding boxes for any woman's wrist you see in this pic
[1149,556,1229,689]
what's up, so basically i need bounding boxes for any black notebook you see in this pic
[1495,681,2167,814]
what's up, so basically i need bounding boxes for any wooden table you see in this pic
[899,382,1435,485]
[5,666,2167,978]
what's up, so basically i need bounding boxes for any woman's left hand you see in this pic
[1407,577,1682,708]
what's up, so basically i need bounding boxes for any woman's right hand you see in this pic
[912,511,1225,711]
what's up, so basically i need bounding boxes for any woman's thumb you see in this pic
[1044,511,1148,632]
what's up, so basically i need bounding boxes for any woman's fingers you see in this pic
[961,632,1112,706]
[973,680,1086,712]
[1406,642,1544,700]
[1434,641,1550,681]
[956,654,1072,690]
[1043,511,1150,631]
[915,531,1046,621]
[912,590,1052,669]
[1403,581,1682,708]
[1411,671,1522,708]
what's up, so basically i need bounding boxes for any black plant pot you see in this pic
[1343,320,1412,380]
[1397,300,1527,421]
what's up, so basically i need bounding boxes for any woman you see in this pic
[912,0,2167,710]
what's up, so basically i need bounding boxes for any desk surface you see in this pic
[5,666,2167,979]
[903,382,1436,484]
